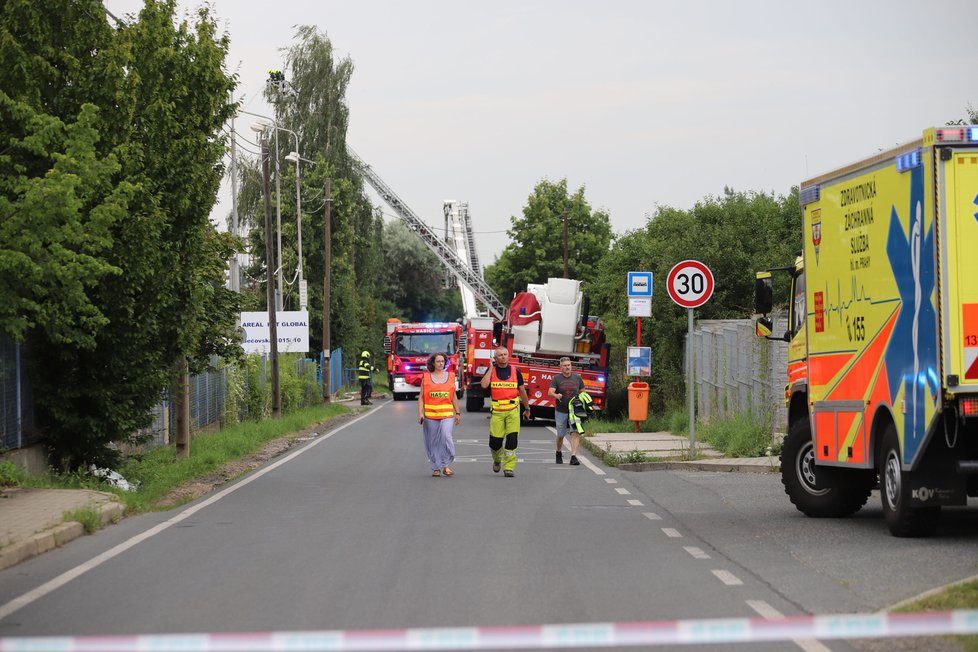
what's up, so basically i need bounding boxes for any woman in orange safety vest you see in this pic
[417,352,461,477]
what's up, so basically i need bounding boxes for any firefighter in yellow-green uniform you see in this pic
[358,350,375,406]
[480,346,531,477]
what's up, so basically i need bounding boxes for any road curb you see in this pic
[617,460,778,473]
[0,499,125,572]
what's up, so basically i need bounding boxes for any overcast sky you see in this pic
[103,0,977,264]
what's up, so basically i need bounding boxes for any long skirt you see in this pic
[422,418,456,470]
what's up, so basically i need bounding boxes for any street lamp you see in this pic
[284,150,305,309]
[243,111,299,311]
[248,120,283,311]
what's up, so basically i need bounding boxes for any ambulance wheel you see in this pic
[880,424,939,537]
[781,419,872,517]
[466,395,483,412]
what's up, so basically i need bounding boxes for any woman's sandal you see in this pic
[432,469,441,477]
[442,467,454,477]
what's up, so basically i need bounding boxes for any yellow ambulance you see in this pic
[755,126,978,537]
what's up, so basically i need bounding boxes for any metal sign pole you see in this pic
[688,307,695,453]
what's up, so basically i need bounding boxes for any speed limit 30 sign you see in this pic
[666,260,714,308]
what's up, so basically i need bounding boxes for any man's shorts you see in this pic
[489,407,521,438]
[554,410,570,438]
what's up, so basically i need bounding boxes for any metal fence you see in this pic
[0,338,36,451]
[688,317,789,436]
[3,344,349,452]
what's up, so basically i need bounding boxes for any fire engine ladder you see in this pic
[349,147,506,320]
[444,201,486,320]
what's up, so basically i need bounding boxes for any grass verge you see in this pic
[115,402,351,511]
[892,580,978,651]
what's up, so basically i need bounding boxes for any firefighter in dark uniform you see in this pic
[358,350,374,405]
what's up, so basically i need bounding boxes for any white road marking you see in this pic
[604,478,618,484]
[711,570,743,586]
[615,488,631,495]
[662,528,682,538]
[627,499,644,506]
[642,512,661,521]
[0,408,377,621]
[683,546,711,560]
[747,600,835,652]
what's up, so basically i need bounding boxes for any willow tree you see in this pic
[239,26,385,357]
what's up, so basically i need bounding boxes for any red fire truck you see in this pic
[352,152,609,417]
[461,278,609,418]
[384,319,464,401]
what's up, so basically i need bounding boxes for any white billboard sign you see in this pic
[240,310,310,354]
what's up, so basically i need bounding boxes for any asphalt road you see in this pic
[2,401,977,651]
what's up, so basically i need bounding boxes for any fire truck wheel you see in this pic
[781,418,872,518]
[879,424,940,537]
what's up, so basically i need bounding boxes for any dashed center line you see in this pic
[746,600,834,652]
[615,488,631,495]
[662,528,682,538]
[642,512,661,521]
[627,499,644,506]
[711,569,743,586]
[604,478,618,484]
[683,546,710,560]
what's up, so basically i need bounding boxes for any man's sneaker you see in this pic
[569,455,580,466]
[556,451,563,464]
[492,460,501,473]
[504,470,514,477]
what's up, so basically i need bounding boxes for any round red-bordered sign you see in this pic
[666,260,714,308]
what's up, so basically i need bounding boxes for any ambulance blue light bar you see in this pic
[896,148,922,173]
[799,185,820,205]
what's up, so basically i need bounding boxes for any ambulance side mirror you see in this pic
[754,273,773,315]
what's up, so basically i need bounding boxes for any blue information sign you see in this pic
[627,271,653,297]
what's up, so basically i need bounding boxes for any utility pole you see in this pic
[174,358,191,458]
[274,128,284,311]
[562,207,569,278]
[262,141,281,418]
[229,107,240,292]
[322,178,332,402]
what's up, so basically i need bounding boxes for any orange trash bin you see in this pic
[628,382,649,422]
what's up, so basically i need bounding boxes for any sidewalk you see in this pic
[584,431,779,473]
[0,487,124,571]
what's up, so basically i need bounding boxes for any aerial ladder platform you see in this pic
[348,148,506,320]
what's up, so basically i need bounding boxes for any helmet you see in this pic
[361,350,370,358]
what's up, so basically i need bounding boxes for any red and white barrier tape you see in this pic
[2,610,977,651]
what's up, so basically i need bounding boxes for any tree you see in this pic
[591,188,800,413]
[2,0,240,470]
[484,179,612,301]
[947,103,978,125]
[237,26,389,357]
[381,220,463,322]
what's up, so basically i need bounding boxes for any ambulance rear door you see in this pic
[937,129,978,392]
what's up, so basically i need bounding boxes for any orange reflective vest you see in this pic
[489,366,520,412]
[422,372,456,420]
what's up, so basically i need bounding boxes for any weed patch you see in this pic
[63,506,102,534]
[697,413,775,457]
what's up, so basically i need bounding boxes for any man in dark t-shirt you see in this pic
[548,357,586,465]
